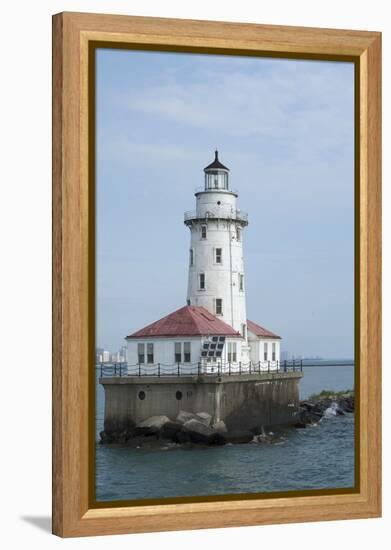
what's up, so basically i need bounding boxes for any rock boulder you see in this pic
[159,421,183,440]
[183,419,215,444]
[135,415,170,436]
[195,412,212,427]
[176,410,196,425]
[223,430,254,444]
[212,420,227,433]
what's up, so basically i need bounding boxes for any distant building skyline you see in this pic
[96,346,127,364]
[96,50,354,359]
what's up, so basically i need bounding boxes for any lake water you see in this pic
[95,363,355,502]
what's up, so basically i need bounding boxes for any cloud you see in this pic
[116,57,354,161]
[97,138,201,164]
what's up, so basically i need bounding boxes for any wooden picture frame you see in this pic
[52,11,381,537]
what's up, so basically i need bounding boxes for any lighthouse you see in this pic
[185,150,250,358]
[125,151,281,372]
[100,151,304,438]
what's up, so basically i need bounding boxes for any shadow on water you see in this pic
[21,516,52,534]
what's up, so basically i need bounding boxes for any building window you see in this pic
[215,298,223,315]
[199,272,205,290]
[239,273,244,291]
[175,342,191,364]
[174,342,181,363]
[201,224,207,239]
[184,342,191,363]
[264,342,268,361]
[228,342,237,363]
[272,342,276,361]
[137,343,145,364]
[147,343,154,364]
[189,248,194,266]
[215,248,222,264]
[236,227,241,241]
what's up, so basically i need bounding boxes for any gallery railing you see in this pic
[184,209,248,224]
[194,186,240,195]
[97,360,305,378]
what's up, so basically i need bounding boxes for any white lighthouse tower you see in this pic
[184,151,249,351]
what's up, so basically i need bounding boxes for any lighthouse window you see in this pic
[264,342,268,361]
[239,273,244,291]
[236,227,241,241]
[174,342,182,363]
[272,342,276,361]
[215,248,222,264]
[189,248,194,266]
[147,343,154,364]
[215,298,223,315]
[137,343,145,364]
[242,324,247,339]
[184,342,191,363]
[201,225,207,239]
[199,273,205,290]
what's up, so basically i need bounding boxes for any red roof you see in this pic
[126,305,242,339]
[247,319,281,339]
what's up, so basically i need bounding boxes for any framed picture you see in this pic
[52,12,381,537]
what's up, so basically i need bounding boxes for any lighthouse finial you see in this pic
[203,150,229,172]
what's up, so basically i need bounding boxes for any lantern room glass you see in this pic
[205,170,228,190]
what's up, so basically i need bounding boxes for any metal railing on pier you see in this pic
[97,359,305,379]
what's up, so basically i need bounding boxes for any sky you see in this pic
[96,49,355,359]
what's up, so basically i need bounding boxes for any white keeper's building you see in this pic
[126,151,281,374]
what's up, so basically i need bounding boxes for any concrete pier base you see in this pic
[100,372,303,433]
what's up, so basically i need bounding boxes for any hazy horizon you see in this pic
[96,49,354,359]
